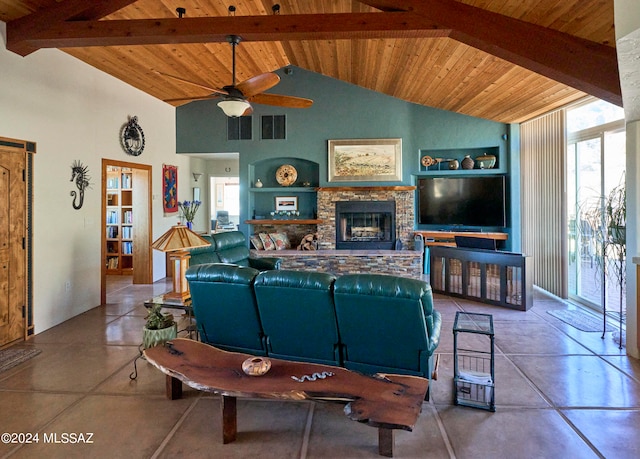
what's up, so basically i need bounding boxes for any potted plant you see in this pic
[142,303,177,349]
[579,174,625,347]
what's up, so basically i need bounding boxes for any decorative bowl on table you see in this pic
[242,356,272,376]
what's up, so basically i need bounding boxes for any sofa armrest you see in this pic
[425,309,442,354]
[249,257,282,271]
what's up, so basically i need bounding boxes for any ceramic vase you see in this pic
[461,155,475,170]
[475,154,496,169]
[242,356,272,376]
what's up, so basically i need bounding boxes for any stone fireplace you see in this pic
[317,186,415,250]
[335,200,396,249]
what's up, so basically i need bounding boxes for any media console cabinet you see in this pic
[413,230,508,248]
[429,245,532,311]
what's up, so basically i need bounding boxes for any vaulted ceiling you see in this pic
[0,0,620,123]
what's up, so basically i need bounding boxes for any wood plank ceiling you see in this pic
[0,0,618,123]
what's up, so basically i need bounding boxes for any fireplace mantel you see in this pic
[317,186,416,192]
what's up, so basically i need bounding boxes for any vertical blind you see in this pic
[520,111,567,298]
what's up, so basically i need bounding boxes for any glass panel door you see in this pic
[568,137,603,308]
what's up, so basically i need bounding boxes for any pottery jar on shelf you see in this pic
[461,155,475,170]
[475,154,496,169]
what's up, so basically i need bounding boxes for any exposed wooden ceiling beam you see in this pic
[7,0,621,106]
[6,0,137,56]
[7,12,451,53]
[358,0,621,106]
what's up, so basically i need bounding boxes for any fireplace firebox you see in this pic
[335,201,396,250]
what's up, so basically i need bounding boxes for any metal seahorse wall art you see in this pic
[291,371,335,382]
[70,160,91,209]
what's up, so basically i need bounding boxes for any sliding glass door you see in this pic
[566,100,625,315]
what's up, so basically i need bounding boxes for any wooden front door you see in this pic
[0,138,33,347]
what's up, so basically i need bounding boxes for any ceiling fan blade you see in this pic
[248,93,314,109]
[236,72,280,98]
[163,95,221,103]
[155,71,228,95]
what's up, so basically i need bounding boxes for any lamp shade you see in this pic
[152,224,211,252]
[217,99,251,117]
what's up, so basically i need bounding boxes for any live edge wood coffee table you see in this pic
[144,339,428,457]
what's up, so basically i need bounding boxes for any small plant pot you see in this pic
[143,323,177,349]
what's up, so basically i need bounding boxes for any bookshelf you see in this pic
[105,166,134,275]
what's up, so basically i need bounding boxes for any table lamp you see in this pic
[152,223,211,304]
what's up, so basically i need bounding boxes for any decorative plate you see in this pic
[421,155,435,167]
[275,164,297,186]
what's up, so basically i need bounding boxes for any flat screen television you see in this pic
[418,176,507,227]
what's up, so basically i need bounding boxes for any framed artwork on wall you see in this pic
[328,138,402,182]
[162,164,178,214]
[275,196,298,211]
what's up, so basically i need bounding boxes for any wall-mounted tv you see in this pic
[418,176,507,228]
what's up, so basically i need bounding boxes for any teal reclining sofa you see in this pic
[189,230,281,270]
[185,264,442,391]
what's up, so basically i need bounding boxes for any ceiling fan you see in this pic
[159,35,313,117]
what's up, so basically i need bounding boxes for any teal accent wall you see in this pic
[176,67,518,248]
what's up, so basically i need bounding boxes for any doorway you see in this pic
[100,159,152,305]
[210,176,239,231]
[0,137,35,347]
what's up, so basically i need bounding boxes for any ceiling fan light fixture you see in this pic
[217,98,251,117]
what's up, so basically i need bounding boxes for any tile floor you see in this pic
[1,276,639,458]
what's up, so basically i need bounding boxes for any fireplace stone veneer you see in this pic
[316,187,415,250]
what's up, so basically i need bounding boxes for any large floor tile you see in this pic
[0,392,82,457]
[157,397,309,458]
[509,354,640,407]
[493,321,594,355]
[0,344,137,392]
[8,394,194,459]
[562,409,640,458]
[437,406,599,458]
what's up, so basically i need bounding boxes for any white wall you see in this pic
[615,0,640,358]
[0,21,191,333]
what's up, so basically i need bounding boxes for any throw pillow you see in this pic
[269,232,291,250]
[249,234,264,250]
[259,233,275,251]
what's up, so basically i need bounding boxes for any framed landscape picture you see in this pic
[328,138,402,182]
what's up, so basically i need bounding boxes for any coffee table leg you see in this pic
[378,428,394,457]
[166,375,182,400]
[221,395,237,444]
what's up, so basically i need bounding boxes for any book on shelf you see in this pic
[106,257,119,269]
[107,226,119,239]
[123,210,133,223]
[122,241,133,254]
[107,210,118,224]
[121,226,132,239]
[121,173,132,189]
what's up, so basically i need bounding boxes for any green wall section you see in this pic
[176,66,518,249]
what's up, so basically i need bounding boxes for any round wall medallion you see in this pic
[120,116,145,156]
[275,164,297,186]
[421,155,435,167]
